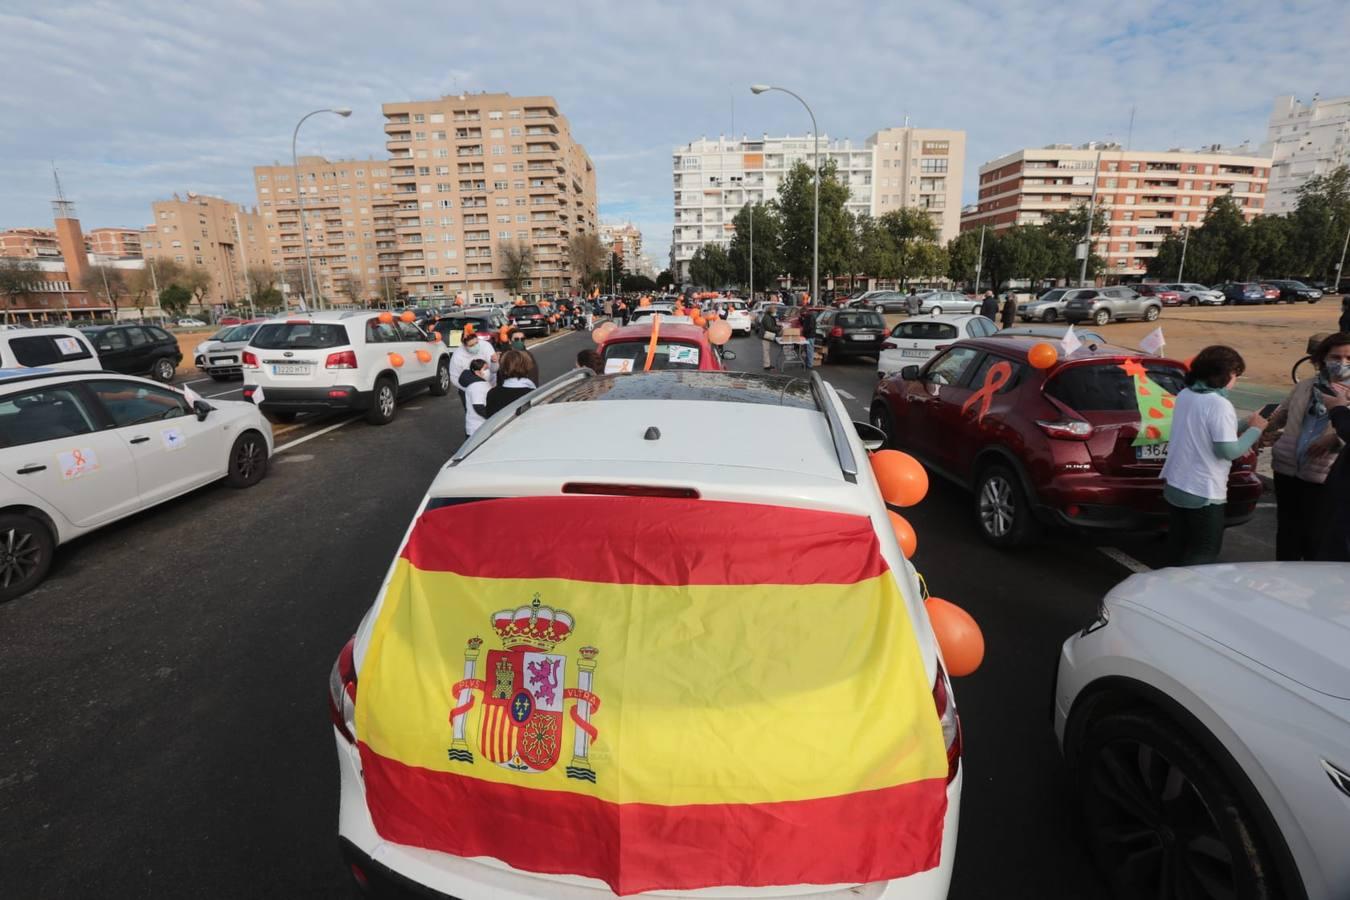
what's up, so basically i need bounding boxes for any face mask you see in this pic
[465,341,477,351]
[511,339,526,350]
[1325,360,1350,383]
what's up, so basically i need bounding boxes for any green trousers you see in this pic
[1167,501,1226,566]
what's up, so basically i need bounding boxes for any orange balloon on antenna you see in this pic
[707,321,732,345]
[871,449,928,507]
[925,597,984,677]
[887,510,918,559]
[1027,342,1058,370]
[400,310,416,323]
[378,311,393,324]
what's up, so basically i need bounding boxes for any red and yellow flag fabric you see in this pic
[355,496,948,896]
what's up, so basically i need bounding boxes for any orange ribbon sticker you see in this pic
[961,361,1013,424]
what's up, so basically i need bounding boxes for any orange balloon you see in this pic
[925,597,985,677]
[462,323,475,335]
[415,349,432,363]
[707,321,732,345]
[515,298,526,306]
[692,315,706,327]
[454,296,465,306]
[388,352,405,368]
[871,449,928,507]
[591,322,616,345]
[400,310,416,323]
[378,311,393,324]
[888,510,918,559]
[640,297,652,307]
[1027,342,1058,369]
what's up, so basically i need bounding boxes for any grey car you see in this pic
[1063,286,1162,326]
[916,290,981,315]
[1160,282,1225,306]
[1019,287,1099,323]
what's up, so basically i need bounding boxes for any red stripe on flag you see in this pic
[403,496,887,585]
[358,745,947,896]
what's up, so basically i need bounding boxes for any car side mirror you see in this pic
[193,400,213,421]
[853,420,887,452]
[721,349,737,361]
[900,365,920,381]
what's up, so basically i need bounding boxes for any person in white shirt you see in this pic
[449,331,497,407]
[462,359,492,438]
[1160,345,1267,565]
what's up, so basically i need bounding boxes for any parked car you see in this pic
[717,300,754,335]
[629,307,691,326]
[1158,282,1225,306]
[1135,284,1183,306]
[814,308,889,363]
[506,304,553,337]
[1063,286,1161,325]
[1056,562,1350,900]
[1218,282,1268,305]
[1264,279,1324,303]
[332,368,966,899]
[428,310,508,346]
[917,291,982,315]
[79,324,183,382]
[597,321,732,371]
[176,317,207,327]
[750,303,787,336]
[877,315,996,377]
[1258,283,1283,302]
[869,336,1260,546]
[216,316,244,327]
[193,322,263,381]
[241,311,451,425]
[993,325,1108,346]
[856,291,914,313]
[1019,287,1100,323]
[0,328,100,373]
[0,369,271,602]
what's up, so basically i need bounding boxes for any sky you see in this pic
[2,0,1347,269]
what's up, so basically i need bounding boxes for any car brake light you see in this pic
[328,637,358,743]
[1036,418,1094,440]
[561,482,700,499]
[326,350,358,369]
[830,326,844,338]
[242,350,259,369]
[881,340,898,350]
[932,661,961,784]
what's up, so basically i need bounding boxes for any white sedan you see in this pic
[0,369,272,602]
[718,301,753,334]
[877,315,997,376]
[1055,563,1350,899]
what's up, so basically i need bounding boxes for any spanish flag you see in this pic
[355,496,949,895]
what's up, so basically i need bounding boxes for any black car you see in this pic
[1263,279,1324,303]
[507,304,551,337]
[814,308,888,363]
[429,311,508,345]
[80,324,182,381]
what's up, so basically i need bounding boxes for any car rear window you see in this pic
[895,321,958,341]
[835,312,885,328]
[556,371,816,408]
[8,334,94,366]
[512,305,542,316]
[603,340,701,370]
[251,323,349,350]
[1046,362,1187,411]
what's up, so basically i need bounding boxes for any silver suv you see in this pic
[1063,286,1161,326]
[1019,287,1098,323]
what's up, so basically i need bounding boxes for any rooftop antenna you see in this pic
[51,161,77,219]
[1126,106,1136,151]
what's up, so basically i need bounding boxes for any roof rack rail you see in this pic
[807,370,859,483]
[449,368,594,466]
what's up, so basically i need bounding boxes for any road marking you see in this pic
[179,377,213,386]
[1097,546,1152,573]
[1256,502,1276,509]
[271,423,303,436]
[274,417,356,454]
[527,330,578,350]
[206,388,243,398]
[835,389,856,400]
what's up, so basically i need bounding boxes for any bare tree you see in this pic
[127,265,158,319]
[87,264,129,320]
[567,233,607,291]
[0,257,41,325]
[334,274,365,307]
[500,240,534,295]
[180,266,212,312]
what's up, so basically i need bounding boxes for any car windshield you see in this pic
[1046,362,1187,412]
[834,312,885,328]
[512,305,542,316]
[1036,290,1067,303]
[555,371,815,408]
[603,340,702,370]
[896,321,958,340]
[250,322,349,350]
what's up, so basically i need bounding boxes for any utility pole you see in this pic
[748,201,754,301]
[1177,226,1190,282]
[1335,220,1350,294]
[1078,148,1104,287]
[974,224,986,291]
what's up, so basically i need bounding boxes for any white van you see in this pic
[0,328,101,373]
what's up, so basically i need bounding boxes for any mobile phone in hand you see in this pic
[1259,402,1279,418]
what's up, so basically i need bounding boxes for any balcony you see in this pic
[385,115,410,125]
[457,147,484,158]
[387,132,411,144]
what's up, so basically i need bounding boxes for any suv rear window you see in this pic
[895,321,958,341]
[251,323,349,350]
[835,312,885,328]
[603,340,701,370]
[1047,362,1187,411]
[512,305,542,316]
[9,334,94,366]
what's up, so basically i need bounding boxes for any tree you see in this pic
[877,208,942,286]
[245,265,285,310]
[1146,232,1188,282]
[158,284,192,318]
[0,257,42,325]
[688,244,734,288]
[774,160,853,286]
[334,274,365,307]
[1196,194,1250,282]
[1290,166,1350,278]
[655,269,675,289]
[87,264,128,318]
[727,202,785,294]
[179,266,212,310]
[567,233,608,291]
[855,214,897,282]
[500,240,534,295]
[947,229,984,288]
[1245,214,1296,279]
[1043,207,1108,283]
[620,273,657,292]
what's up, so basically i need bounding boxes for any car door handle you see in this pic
[129,436,151,444]
[16,464,46,475]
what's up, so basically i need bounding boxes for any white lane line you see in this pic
[206,388,243,398]
[527,330,578,350]
[179,377,214,386]
[1097,546,1152,573]
[1256,502,1276,509]
[835,389,856,400]
[274,417,357,454]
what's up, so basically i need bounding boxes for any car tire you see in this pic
[225,430,269,489]
[974,463,1032,547]
[267,411,297,424]
[869,402,896,449]
[1188,297,1199,306]
[929,306,943,315]
[366,377,398,425]
[429,358,451,397]
[1076,709,1283,900]
[152,358,176,382]
[0,513,54,604]
[1093,309,1111,326]
[1143,305,1160,322]
[1043,309,1058,323]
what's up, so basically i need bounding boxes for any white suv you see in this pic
[241,311,451,424]
[330,369,967,900]
[0,328,101,373]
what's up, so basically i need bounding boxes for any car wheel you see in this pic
[869,402,896,449]
[366,377,397,425]
[267,411,297,424]
[0,513,54,604]
[429,358,451,396]
[1077,710,1282,900]
[1093,309,1111,326]
[974,463,1031,547]
[1188,297,1199,306]
[1143,305,1160,322]
[152,358,176,382]
[1043,309,1058,323]
[226,430,268,489]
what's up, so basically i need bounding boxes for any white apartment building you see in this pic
[670,128,964,282]
[1263,94,1350,215]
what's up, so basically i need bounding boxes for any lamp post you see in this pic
[292,107,352,310]
[752,84,817,305]
[1078,148,1104,287]
[1176,226,1191,283]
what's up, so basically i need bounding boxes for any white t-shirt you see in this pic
[450,341,495,391]
[1160,388,1238,501]
[463,378,491,435]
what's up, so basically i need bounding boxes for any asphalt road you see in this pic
[0,327,1278,898]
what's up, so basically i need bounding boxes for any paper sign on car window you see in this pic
[667,345,699,365]
[604,358,634,374]
[55,337,83,356]
[447,331,462,348]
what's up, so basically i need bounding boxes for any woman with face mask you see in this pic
[1261,332,1350,560]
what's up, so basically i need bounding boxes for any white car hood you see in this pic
[1115,563,1350,699]
[195,340,222,356]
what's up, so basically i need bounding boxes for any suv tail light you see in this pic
[830,326,844,338]
[1036,418,1094,440]
[881,340,898,350]
[932,661,961,784]
[328,637,358,743]
[242,350,259,370]
[326,350,358,369]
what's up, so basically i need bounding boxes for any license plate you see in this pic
[272,364,311,376]
[210,356,237,364]
[902,349,929,357]
[850,334,875,341]
[1135,443,1168,461]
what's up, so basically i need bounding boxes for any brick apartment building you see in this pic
[142,193,264,308]
[85,227,144,259]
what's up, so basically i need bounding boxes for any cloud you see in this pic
[1,0,1346,268]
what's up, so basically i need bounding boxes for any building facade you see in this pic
[381,92,598,303]
[253,156,400,306]
[84,227,144,259]
[0,227,62,259]
[1263,94,1350,215]
[142,193,264,308]
[670,127,965,282]
[960,143,1270,278]
[599,221,643,263]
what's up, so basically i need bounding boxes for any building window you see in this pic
[919,159,948,173]
[430,113,444,124]
[490,128,504,138]
[492,145,505,156]
[489,110,503,120]
[433,131,446,140]
[439,199,453,208]
[413,114,425,124]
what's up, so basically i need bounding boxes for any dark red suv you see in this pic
[869,337,1262,546]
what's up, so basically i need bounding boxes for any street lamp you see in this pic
[751,84,818,305]
[292,107,352,310]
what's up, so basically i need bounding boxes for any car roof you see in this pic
[0,368,163,391]
[602,322,708,343]
[955,335,1183,366]
[895,314,980,325]
[261,310,377,322]
[1,326,89,338]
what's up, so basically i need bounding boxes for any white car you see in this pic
[628,307,689,325]
[1055,563,1350,900]
[878,315,997,376]
[916,291,982,315]
[1160,282,1226,306]
[194,322,262,380]
[0,328,101,373]
[331,369,966,900]
[0,369,272,602]
[176,318,207,327]
[718,300,753,334]
[242,311,451,425]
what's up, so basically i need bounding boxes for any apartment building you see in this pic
[1263,94,1350,215]
[142,193,265,307]
[381,92,598,303]
[671,127,964,282]
[599,220,643,263]
[85,227,144,259]
[960,143,1270,278]
[0,227,62,259]
[253,156,400,305]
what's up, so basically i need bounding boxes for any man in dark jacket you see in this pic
[979,290,998,322]
[759,307,780,369]
[799,307,817,370]
[1000,293,1018,329]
